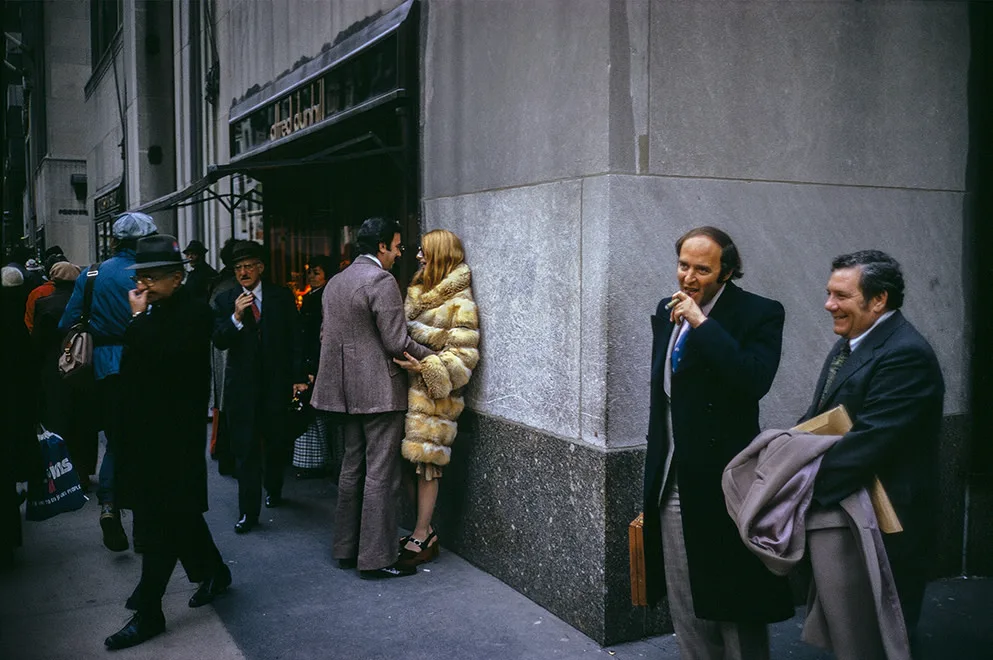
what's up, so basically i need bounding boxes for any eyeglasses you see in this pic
[234,262,262,272]
[131,273,166,285]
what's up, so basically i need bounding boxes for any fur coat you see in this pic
[402,262,480,467]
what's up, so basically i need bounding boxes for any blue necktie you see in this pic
[671,326,689,373]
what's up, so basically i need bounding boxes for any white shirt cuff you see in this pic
[231,313,244,330]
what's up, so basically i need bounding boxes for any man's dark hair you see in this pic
[43,245,65,259]
[831,250,905,310]
[356,217,402,256]
[43,253,69,275]
[308,254,336,276]
[675,226,744,281]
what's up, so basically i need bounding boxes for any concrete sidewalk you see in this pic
[2,438,990,660]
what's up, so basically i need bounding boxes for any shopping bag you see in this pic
[25,427,88,521]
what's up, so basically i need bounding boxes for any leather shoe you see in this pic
[189,564,232,608]
[104,611,165,650]
[234,514,257,534]
[265,494,282,508]
[360,560,416,579]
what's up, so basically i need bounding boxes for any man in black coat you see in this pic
[644,227,792,660]
[105,235,230,651]
[799,250,944,642]
[212,241,307,533]
[182,239,217,302]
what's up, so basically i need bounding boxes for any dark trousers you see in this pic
[95,375,124,505]
[883,532,928,639]
[131,509,224,614]
[236,425,285,519]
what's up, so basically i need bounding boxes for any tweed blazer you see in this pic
[311,256,433,414]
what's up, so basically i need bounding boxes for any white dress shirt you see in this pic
[848,310,895,354]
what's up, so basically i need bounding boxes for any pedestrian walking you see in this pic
[183,239,218,302]
[59,211,159,552]
[104,234,230,650]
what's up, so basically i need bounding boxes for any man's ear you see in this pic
[871,290,888,313]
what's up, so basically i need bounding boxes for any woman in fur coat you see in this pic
[393,229,479,567]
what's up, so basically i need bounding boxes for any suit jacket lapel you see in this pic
[815,311,906,414]
[651,313,674,382]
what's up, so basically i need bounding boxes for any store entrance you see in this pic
[261,150,416,305]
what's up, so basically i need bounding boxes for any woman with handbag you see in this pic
[392,230,479,567]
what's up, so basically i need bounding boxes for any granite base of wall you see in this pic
[428,411,668,645]
[394,410,986,644]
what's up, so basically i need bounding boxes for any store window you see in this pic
[234,174,264,242]
[90,0,122,68]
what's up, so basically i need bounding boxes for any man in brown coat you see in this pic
[311,217,432,578]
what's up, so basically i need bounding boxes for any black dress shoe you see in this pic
[337,558,357,570]
[189,564,232,608]
[265,494,282,508]
[360,560,416,579]
[104,611,166,650]
[234,514,257,534]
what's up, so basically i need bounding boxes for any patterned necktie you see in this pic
[671,325,690,373]
[251,299,261,323]
[818,341,851,409]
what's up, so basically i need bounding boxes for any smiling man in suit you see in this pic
[644,226,793,660]
[800,250,944,643]
[212,241,308,533]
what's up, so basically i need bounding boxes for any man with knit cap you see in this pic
[60,211,158,552]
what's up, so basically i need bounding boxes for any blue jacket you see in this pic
[59,249,136,380]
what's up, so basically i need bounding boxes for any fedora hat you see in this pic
[183,239,208,255]
[231,240,265,264]
[126,234,190,270]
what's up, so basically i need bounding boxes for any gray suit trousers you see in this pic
[661,484,770,660]
[333,411,405,570]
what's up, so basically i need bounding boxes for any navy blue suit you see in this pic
[801,310,944,632]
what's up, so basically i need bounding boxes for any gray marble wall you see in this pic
[420,0,974,644]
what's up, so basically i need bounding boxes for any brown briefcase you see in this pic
[629,512,648,606]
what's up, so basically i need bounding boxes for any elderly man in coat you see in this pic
[105,234,230,650]
[311,217,432,578]
[212,241,307,533]
[644,227,793,660]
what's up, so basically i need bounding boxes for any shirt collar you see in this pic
[848,310,895,352]
[242,281,263,300]
[361,254,383,269]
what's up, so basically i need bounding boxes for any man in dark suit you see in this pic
[105,234,229,650]
[310,218,432,578]
[800,250,944,641]
[182,239,217,303]
[212,241,308,533]
[644,227,793,660]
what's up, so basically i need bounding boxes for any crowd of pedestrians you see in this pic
[1,212,479,650]
[2,212,944,660]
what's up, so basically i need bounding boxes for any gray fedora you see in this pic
[126,234,190,270]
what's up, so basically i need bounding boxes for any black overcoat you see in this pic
[643,281,794,622]
[212,282,304,455]
[299,284,324,377]
[116,286,213,513]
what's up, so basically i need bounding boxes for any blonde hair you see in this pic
[413,229,464,291]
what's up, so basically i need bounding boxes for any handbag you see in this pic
[288,388,315,441]
[25,426,88,521]
[58,264,99,380]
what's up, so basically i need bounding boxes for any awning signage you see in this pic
[229,0,414,159]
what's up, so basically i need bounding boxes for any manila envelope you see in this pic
[792,405,903,534]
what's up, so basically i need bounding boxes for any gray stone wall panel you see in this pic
[601,174,966,448]
[424,181,584,440]
[422,0,610,199]
[648,1,969,190]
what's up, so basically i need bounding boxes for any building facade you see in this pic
[9,0,989,645]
